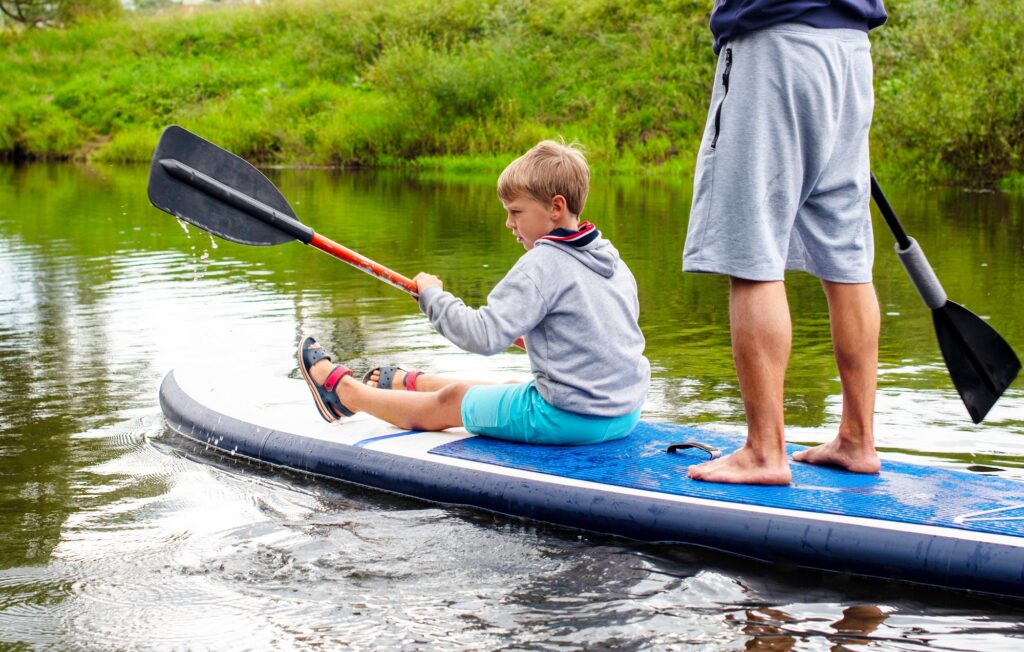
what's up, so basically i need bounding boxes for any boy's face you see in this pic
[501,194,558,251]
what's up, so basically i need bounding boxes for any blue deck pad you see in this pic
[431,422,1024,538]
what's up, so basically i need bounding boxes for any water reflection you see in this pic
[830,605,890,646]
[1,163,1023,648]
[731,604,894,651]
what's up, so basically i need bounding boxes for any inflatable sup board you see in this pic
[159,368,1024,598]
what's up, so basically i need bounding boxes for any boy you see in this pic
[299,140,650,445]
[681,1,888,484]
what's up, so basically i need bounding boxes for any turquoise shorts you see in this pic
[460,381,640,445]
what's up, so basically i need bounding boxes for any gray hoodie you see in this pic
[418,233,650,417]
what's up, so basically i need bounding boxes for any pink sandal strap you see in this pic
[404,370,423,392]
[323,365,352,393]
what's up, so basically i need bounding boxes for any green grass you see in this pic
[0,0,1020,186]
[870,0,1024,188]
[998,173,1024,194]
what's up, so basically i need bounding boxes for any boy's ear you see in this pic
[550,194,567,218]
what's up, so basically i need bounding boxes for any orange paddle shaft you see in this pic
[309,233,526,351]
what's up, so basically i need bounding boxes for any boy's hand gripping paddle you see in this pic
[872,174,1019,422]
[147,125,526,351]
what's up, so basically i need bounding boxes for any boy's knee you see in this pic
[436,383,470,409]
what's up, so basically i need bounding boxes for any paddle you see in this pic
[871,174,1020,422]
[147,125,526,351]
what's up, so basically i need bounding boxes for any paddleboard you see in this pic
[159,368,1024,598]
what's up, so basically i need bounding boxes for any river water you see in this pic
[1,163,1023,649]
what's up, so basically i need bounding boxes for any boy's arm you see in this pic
[416,267,548,356]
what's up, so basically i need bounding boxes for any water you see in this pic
[1,163,1023,649]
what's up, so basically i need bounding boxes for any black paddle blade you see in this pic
[148,125,298,246]
[933,301,1021,423]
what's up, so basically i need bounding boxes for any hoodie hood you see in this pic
[533,222,619,278]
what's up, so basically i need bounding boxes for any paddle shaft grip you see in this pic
[309,234,527,351]
[894,237,948,310]
[159,159,314,244]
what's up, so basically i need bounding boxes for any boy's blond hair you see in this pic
[497,140,589,216]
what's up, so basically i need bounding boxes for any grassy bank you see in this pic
[1,0,1020,187]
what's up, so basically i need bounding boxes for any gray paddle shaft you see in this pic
[896,237,947,309]
[160,158,314,244]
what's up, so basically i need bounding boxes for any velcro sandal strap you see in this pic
[323,365,352,393]
[404,370,422,391]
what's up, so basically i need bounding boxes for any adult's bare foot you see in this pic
[792,438,880,474]
[687,446,792,485]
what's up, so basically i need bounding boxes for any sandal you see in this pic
[298,336,356,422]
[361,365,423,392]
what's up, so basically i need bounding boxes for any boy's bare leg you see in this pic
[793,281,881,473]
[363,368,494,392]
[688,279,792,485]
[309,360,468,431]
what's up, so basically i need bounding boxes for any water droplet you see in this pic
[175,215,191,236]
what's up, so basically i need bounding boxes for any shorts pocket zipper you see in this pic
[711,47,733,149]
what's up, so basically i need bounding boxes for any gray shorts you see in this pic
[683,23,875,283]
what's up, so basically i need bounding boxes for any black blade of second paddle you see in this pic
[872,174,1019,422]
[148,125,297,246]
[934,301,1021,423]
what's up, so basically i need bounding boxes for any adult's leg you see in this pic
[688,278,792,485]
[793,281,881,473]
[310,359,468,431]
